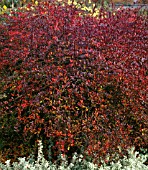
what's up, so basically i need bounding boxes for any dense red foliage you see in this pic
[0,1,148,164]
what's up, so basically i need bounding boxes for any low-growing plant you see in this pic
[0,140,147,170]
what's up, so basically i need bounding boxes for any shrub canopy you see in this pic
[0,1,148,164]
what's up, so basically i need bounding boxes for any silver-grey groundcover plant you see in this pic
[0,140,148,170]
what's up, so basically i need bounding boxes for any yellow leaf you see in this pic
[85,107,88,111]
[3,5,7,10]
[35,1,38,5]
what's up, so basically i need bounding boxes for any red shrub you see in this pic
[0,2,147,164]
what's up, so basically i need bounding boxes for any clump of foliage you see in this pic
[57,0,110,18]
[0,141,148,170]
[0,0,37,8]
[0,0,148,165]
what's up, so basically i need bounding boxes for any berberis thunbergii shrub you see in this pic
[0,0,147,165]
